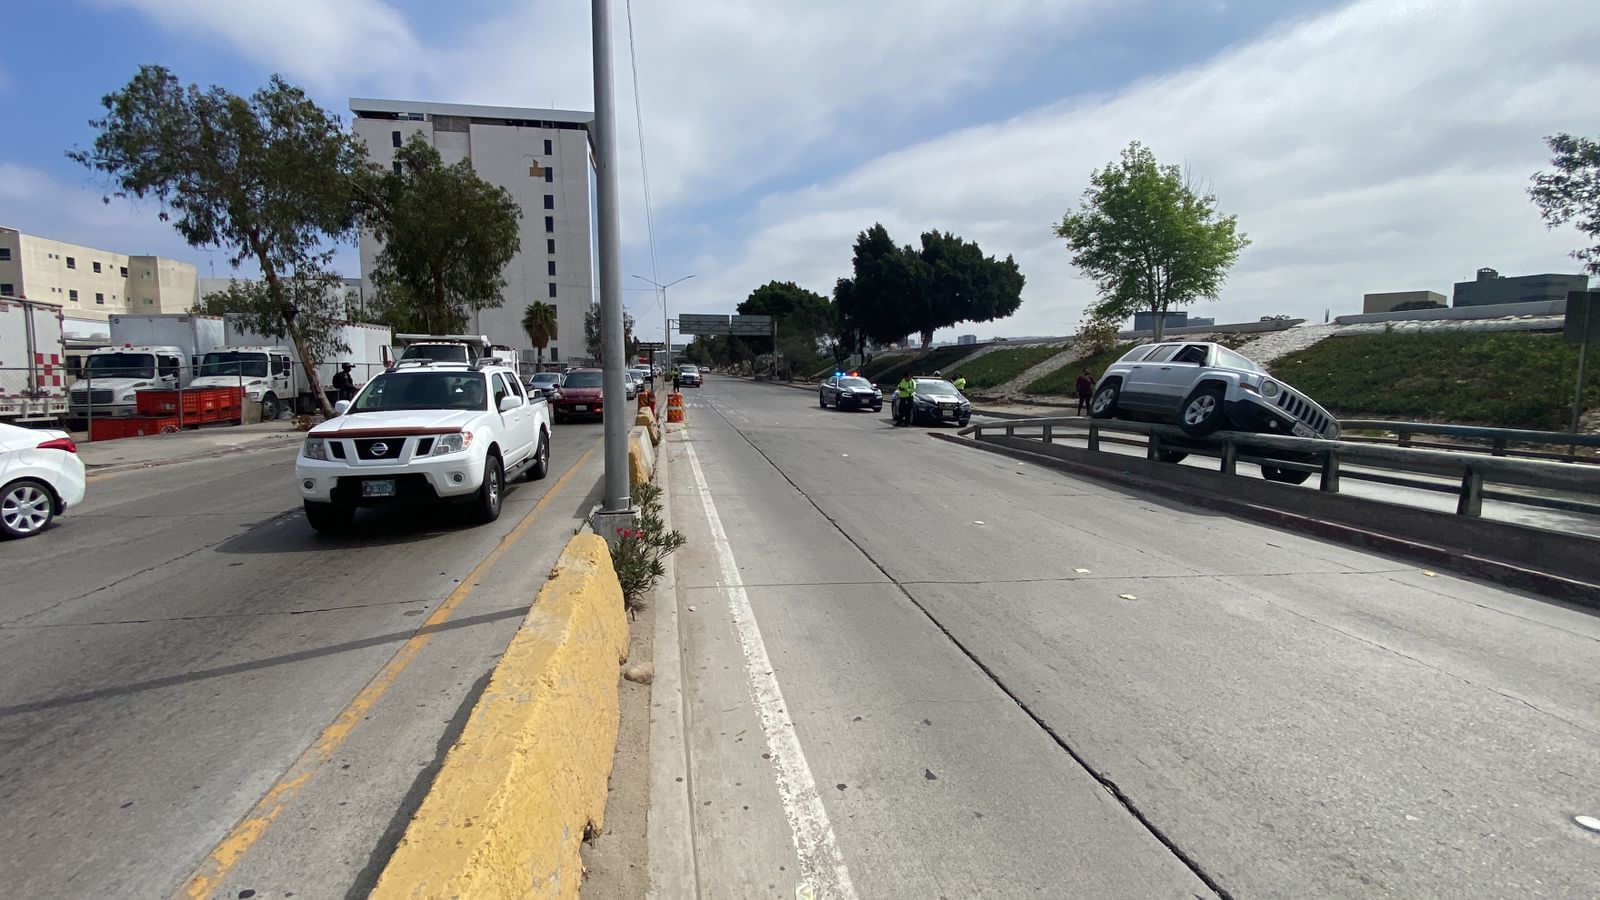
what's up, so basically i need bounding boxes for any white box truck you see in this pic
[0,297,71,424]
[196,317,392,415]
[70,314,227,420]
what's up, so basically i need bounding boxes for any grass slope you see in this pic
[1270,331,1600,430]
[955,344,1068,390]
[860,346,975,387]
[1025,343,1137,395]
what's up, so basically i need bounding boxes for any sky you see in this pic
[3,0,1599,344]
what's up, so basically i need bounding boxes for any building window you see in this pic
[547,260,556,276]
[0,247,10,260]
[95,292,105,305]
[544,194,555,210]
[547,238,555,254]
[143,270,152,279]
[66,256,76,269]
[550,347,559,361]
[391,130,402,148]
[120,266,128,277]
[549,282,557,298]
[544,138,553,155]
[0,283,12,296]
[145,298,155,305]
[69,289,78,303]
[545,215,554,233]
[545,168,553,183]
[392,161,402,175]
[93,261,102,273]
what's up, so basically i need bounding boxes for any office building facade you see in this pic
[0,226,197,322]
[1363,290,1447,313]
[350,99,595,365]
[1453,267,1586,307]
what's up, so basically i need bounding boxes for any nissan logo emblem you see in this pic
[371,442,389,456]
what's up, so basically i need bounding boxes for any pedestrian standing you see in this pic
[1075,369,1094,416]
[333,363,357,402]
[894,374,916,425]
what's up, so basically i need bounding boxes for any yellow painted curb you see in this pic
[369,534,629,899]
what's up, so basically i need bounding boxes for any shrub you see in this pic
[609,481,686,617]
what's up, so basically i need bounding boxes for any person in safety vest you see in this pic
[894,374,916,425]
[952,374,967,393]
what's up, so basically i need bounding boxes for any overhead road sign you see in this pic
[731,314,773,336]
[678,314,731,335]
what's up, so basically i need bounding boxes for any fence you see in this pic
[959,416,1600,519]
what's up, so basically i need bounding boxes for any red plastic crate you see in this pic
[90,416,181,441]
[135,388,243,423]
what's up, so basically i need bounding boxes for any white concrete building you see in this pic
[349,98,595,366]
[0,226,198,322]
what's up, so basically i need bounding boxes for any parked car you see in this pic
[0,422,87,539]
[295,360,551,532]
[552,368,606,422]
[818,374,883,411]
[675,365,702,388]
[1088,341,1340,483]
[630,364,655,388]
[525,371,564,398]
[904,377,971,427]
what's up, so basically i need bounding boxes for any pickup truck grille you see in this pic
[1276,392,1329,435]
[72,389,115,405]
[354,438,405,460]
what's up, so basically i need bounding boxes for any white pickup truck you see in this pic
[294,360,552,532]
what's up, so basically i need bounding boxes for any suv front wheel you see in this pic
[1179,386,1227,436]
[1089,381,1120,419]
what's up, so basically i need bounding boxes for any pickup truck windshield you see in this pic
[84,353,156,380]
[197,351,269,378]
[351,372,488,412]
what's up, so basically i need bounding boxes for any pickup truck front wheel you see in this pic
[530,430,550,481]
[472,453,504,524]
[304,500,353,534]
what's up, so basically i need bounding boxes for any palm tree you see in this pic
[522,301,558,370]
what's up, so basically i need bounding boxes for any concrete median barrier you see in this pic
[628,425,655,489]
[369,533,629,899]
[635,405,661,445]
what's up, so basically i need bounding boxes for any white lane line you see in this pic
[683,441,858,900]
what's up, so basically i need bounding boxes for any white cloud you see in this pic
[93,0,433,93]
[669,0,1600,338]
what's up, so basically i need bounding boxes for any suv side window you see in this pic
[1121,346,1157,363]
[1144,345,1180,363]
[1173,345,1209,365]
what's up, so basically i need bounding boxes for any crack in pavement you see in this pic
[0,597,435,630]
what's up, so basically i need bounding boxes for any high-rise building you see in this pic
[0,225,197,322]
[350,98,595,365]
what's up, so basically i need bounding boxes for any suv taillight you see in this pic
[37,437,78,453]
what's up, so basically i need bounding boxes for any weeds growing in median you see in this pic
[610,481,686,618]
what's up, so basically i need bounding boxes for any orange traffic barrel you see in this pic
[666,391,685,423]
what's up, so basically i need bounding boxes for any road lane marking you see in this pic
[682,441,858,900]
[178,440,600,899]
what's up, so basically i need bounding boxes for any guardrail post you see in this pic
[1042,423,1053,444]
[1320,451,1341,493]
[1004,423,1015,437]
[1457,466,1484,516]
[1397,429,1412,448]
[1087,423,1100,453]
[1491,437,1507,457]
[1147,431,1162,461]
[1221,440,1237,475]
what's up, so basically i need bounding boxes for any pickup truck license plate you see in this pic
[1291,422,1317,439]
[362,479,396,498]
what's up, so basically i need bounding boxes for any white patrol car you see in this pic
[295,359,552,533]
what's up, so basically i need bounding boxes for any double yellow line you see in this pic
[180,441,600,899]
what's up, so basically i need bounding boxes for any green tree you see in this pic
[521,301,558,370]
[69,66,366,416]
[1530,132,1600,277]
[364,134,521,334]
[584,301,636,365]
[738,280,835,376]
[915,230,1024,347]
[1054,141,1249,341]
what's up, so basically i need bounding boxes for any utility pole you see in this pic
[591,0,630,516]
[632,273,693,377]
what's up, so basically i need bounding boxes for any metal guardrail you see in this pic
[1337,419,1600,463]
[958,416,1600,519]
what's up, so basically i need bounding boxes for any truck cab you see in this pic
[391,333,494,369]
[69,345,188,419]
[189,347,299,420]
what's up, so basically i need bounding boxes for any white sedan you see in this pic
[0,422,87,539]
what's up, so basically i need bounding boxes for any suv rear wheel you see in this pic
[1089,381,1120,419]
[1179,386,1227,436]
[1260,464,1312,485]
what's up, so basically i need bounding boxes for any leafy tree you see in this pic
[521,301,558,370]
[201,272,354,365]
[1054,141,1249,341]
[584,301,636,365]
[915,230,1024,347]
[364,134,521,333]
[1530,132,1600,277]
[738,280,835,376]
[69,65,366,416]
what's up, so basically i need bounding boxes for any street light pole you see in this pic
[633,273,694,375]
[591,0,629,515]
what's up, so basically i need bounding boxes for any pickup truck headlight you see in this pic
[1260,380,1281,399]
[302,437,330,460]
[431,432,473,456]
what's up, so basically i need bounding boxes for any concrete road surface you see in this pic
[0,424,605,899]
[657,376,1600,899]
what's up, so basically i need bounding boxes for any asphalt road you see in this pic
[662,376,1600,898]
[0,423,605,899]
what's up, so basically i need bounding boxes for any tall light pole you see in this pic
[591,0,629,516]
[633,273,694,374]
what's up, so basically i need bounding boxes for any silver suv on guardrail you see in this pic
[1090,341,1340,442]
